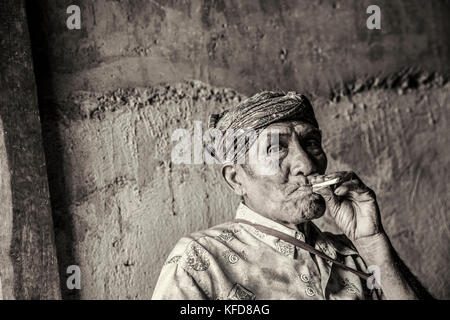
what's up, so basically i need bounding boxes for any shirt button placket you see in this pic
[300,273,317,297]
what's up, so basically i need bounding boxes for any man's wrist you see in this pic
[353,232,392,264]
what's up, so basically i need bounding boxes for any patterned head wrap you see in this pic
[206,91,318,164]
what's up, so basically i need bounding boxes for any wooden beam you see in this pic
[0,0,61,299]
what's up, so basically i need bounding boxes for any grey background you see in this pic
[0,0,448,299]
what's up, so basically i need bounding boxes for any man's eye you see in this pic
[308,141,319,147]
[305,140,322,151]
[267,145,281,154]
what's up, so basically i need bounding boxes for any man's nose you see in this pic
[289,139,316,177]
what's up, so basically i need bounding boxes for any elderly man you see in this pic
[152,91,431,300]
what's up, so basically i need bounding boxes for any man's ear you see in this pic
[221,164,245,196]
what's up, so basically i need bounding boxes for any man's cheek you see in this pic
[252,162,283,177]
[316,153,327,174]
[253,175,288,192]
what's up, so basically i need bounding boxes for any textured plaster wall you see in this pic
[28,0,450,97]
[26,0,450,299]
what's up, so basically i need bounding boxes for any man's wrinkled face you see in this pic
[236,120,328,225]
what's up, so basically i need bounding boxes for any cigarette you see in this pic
[312,177,340,191]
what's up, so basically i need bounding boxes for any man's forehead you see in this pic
[261,121,320,135]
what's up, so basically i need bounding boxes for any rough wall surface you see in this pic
[25,0,449,299]
[40,79,449,299]
[0,0,60,299]
[28,0,449,98]
[42,82,244,299]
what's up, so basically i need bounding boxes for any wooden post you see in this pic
[0,0,61,299]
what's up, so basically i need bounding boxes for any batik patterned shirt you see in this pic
[152,203,380,300]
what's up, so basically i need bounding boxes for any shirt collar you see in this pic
[235,202,358,257]
[235,202,306,241]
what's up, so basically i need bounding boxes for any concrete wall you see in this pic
[26,0,449,299]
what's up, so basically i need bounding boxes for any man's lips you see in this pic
[281,174,324,196]
[283,184,312,196]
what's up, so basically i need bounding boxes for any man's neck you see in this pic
[277,220,307,234]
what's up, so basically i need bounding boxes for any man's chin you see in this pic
[282,195,327,224]
[300,206,326,221]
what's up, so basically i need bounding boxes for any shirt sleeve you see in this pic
[151,259,208,300]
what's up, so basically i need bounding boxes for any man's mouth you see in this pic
[283,183,312,196]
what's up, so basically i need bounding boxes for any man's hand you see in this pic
[310,171,432,299]
[309,171,384,241]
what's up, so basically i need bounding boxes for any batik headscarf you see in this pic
[206,91,319,164]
